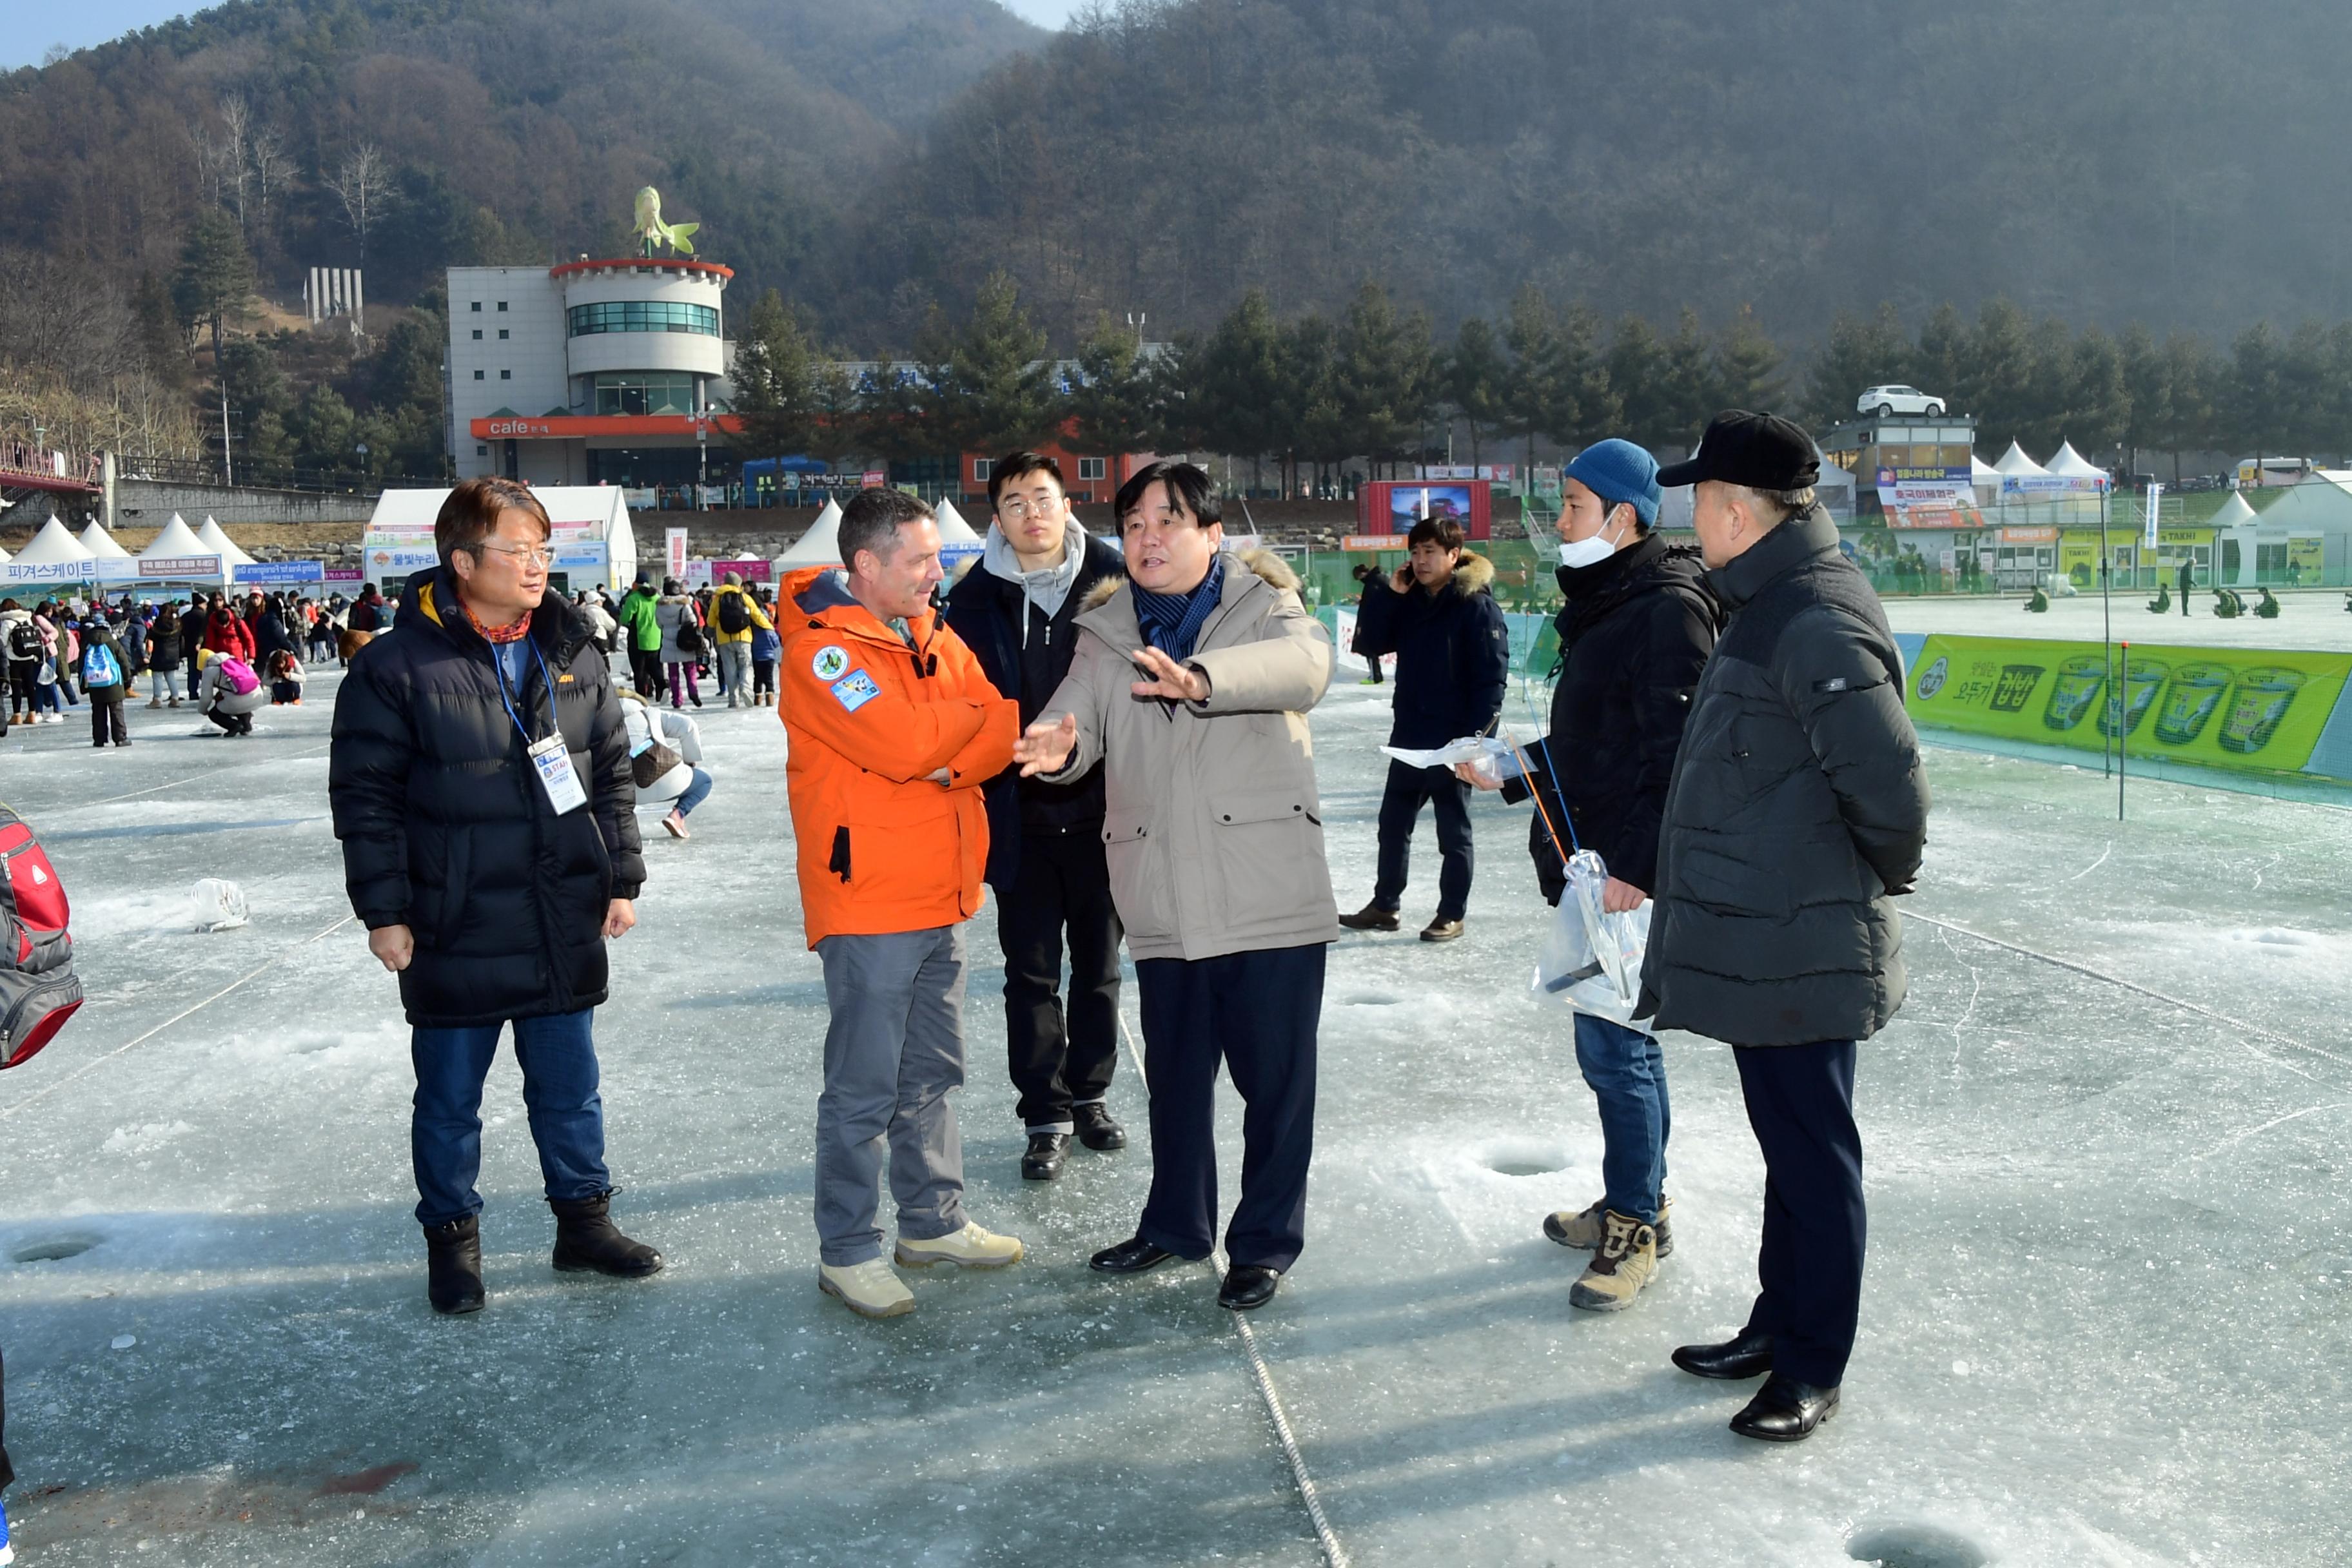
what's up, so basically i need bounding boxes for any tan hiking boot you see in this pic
[819,1259,915,1318]
[1544,1195,1672,1257]
[1568,1210,1658,1312]
[895,1221,1024,1269]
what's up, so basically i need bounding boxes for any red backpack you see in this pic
[0,802,84,1068]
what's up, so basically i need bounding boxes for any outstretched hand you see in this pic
[1014,712,1079,778]
[1130,647,1209,703]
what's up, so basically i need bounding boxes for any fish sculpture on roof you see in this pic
[632,186,700,258]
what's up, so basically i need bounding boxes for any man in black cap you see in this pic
[1640,410,1930,1442]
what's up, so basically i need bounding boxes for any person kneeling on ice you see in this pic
[1640,413,1929,1443]
[330,476,661,1317]
[194,648,269,737]
[776,487,1026,1320]
[617,686,712,840]
[1013,462,1340,1312]
[1458,438,1718,1313]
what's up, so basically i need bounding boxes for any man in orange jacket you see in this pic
[777,488,1027,1320]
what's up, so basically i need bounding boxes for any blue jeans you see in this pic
[674,767,713,818]
[410,1008,611,1227]
[1573,1012,1669,1224]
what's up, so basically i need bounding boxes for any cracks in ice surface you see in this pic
[1935,925,1984,1078]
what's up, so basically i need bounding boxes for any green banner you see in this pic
[1906,634,2352,773]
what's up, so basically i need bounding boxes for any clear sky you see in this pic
[1,0,1084,71]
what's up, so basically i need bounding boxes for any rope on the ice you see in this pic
[1115,1012,1352,1568]
[1908,910,2352,1075]
[0,912,356,1120]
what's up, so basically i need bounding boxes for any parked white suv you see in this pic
[1858,385,1946,417]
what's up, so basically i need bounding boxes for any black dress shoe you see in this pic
[1090,1235,1178,1273]
[1336,900,1401,932]
[1219,1264,1281,1310]
[1671,1329,1774,1380]
[1021,1132,1070,1181]
[1073,1104,1126,1152]
[1728,1375,1839,1442]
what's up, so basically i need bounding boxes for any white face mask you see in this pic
[1557,509,1629,569]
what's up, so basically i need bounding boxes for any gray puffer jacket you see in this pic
[1040,550,1340,962]
[1637,506,1930,1046]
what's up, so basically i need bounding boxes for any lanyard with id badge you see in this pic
[495,639,588,815]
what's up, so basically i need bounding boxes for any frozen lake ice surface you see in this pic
[1,649,2348,1567]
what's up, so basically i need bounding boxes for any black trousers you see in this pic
[997,827,1124,1130]
[1136,943,1324,1271]
[1734,1039,1866,1388]
[1373,760,1474,920]
[629,645,663,698]
[88,691,127,745]
[1,1343,10,1492]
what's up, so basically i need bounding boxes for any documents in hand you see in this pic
[1378,735,1525,782]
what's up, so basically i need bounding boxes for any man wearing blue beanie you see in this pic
[1460,436,1719,1312]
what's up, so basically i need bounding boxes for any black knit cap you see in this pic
[1656,410,1819,491]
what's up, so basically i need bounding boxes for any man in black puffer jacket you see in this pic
[1466,438,1718,1318]
[331,477,661,1317]
[1642,412,1930,1446]
[1339,514,1511,942]
[943,450,1131,1181]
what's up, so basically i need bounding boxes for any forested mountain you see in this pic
[0,0,1044,309]
[9,0,2351,349]
[850,0,2352,349]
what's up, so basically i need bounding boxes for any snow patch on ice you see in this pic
[102,1121,194,1155]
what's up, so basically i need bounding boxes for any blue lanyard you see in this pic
[492,636,556,748]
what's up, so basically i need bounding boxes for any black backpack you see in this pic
[716,589,750,636]
[0,803,84,1069]
[6,620,39,663]
[675,609,707,657]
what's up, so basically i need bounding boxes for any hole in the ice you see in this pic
[12,1235,99,1263]
[1846,1522,1992,1568]
[1478,1142,1568,1177]
[1340,992,1402,1007]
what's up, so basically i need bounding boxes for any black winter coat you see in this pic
[1351,552,1511,748]
[941,531,1126,891]
[329,568,645,1028]
[1505,535,1718,902]
[1637,507,1930,1046]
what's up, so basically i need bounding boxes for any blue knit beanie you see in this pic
[1563,438,1662,527]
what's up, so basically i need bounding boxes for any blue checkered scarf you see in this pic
[1132,555,1227,663]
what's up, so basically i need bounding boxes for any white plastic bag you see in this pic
[1532,849,1654,1032]
[191,878,248,933]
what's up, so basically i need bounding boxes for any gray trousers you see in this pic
[815,925,971,1266]
[717,641,752,703]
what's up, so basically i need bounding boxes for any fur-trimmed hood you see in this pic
[1448,549,1494,596]
[1081,547,1298,613]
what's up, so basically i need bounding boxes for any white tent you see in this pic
[1994,442,2050,477]
[2208,491,2259,531]
[0,542,12,565]
[932,498,982,544]
[196,517,258,569]
[365,486,638,589]
[79,520,138,583]
[774,498,844,569]
[3,516,98,591]
[77,520,133,559]
[1971,454,2003,484]
[134,514,228,585]
[2046,442,2108,481]
[10,517,95,565]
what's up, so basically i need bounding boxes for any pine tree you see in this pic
[1333,282,1435,476]
[1657,308,1715,452]
[1445,315,1509,470]
[923,271,1057,458]
[1712,304,1788,417]
[729,288,819,460]
[1606,315,1669,451]
[1066,313,1161,484]
[1195,290,1288,491]
[1804,304,1911,429]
